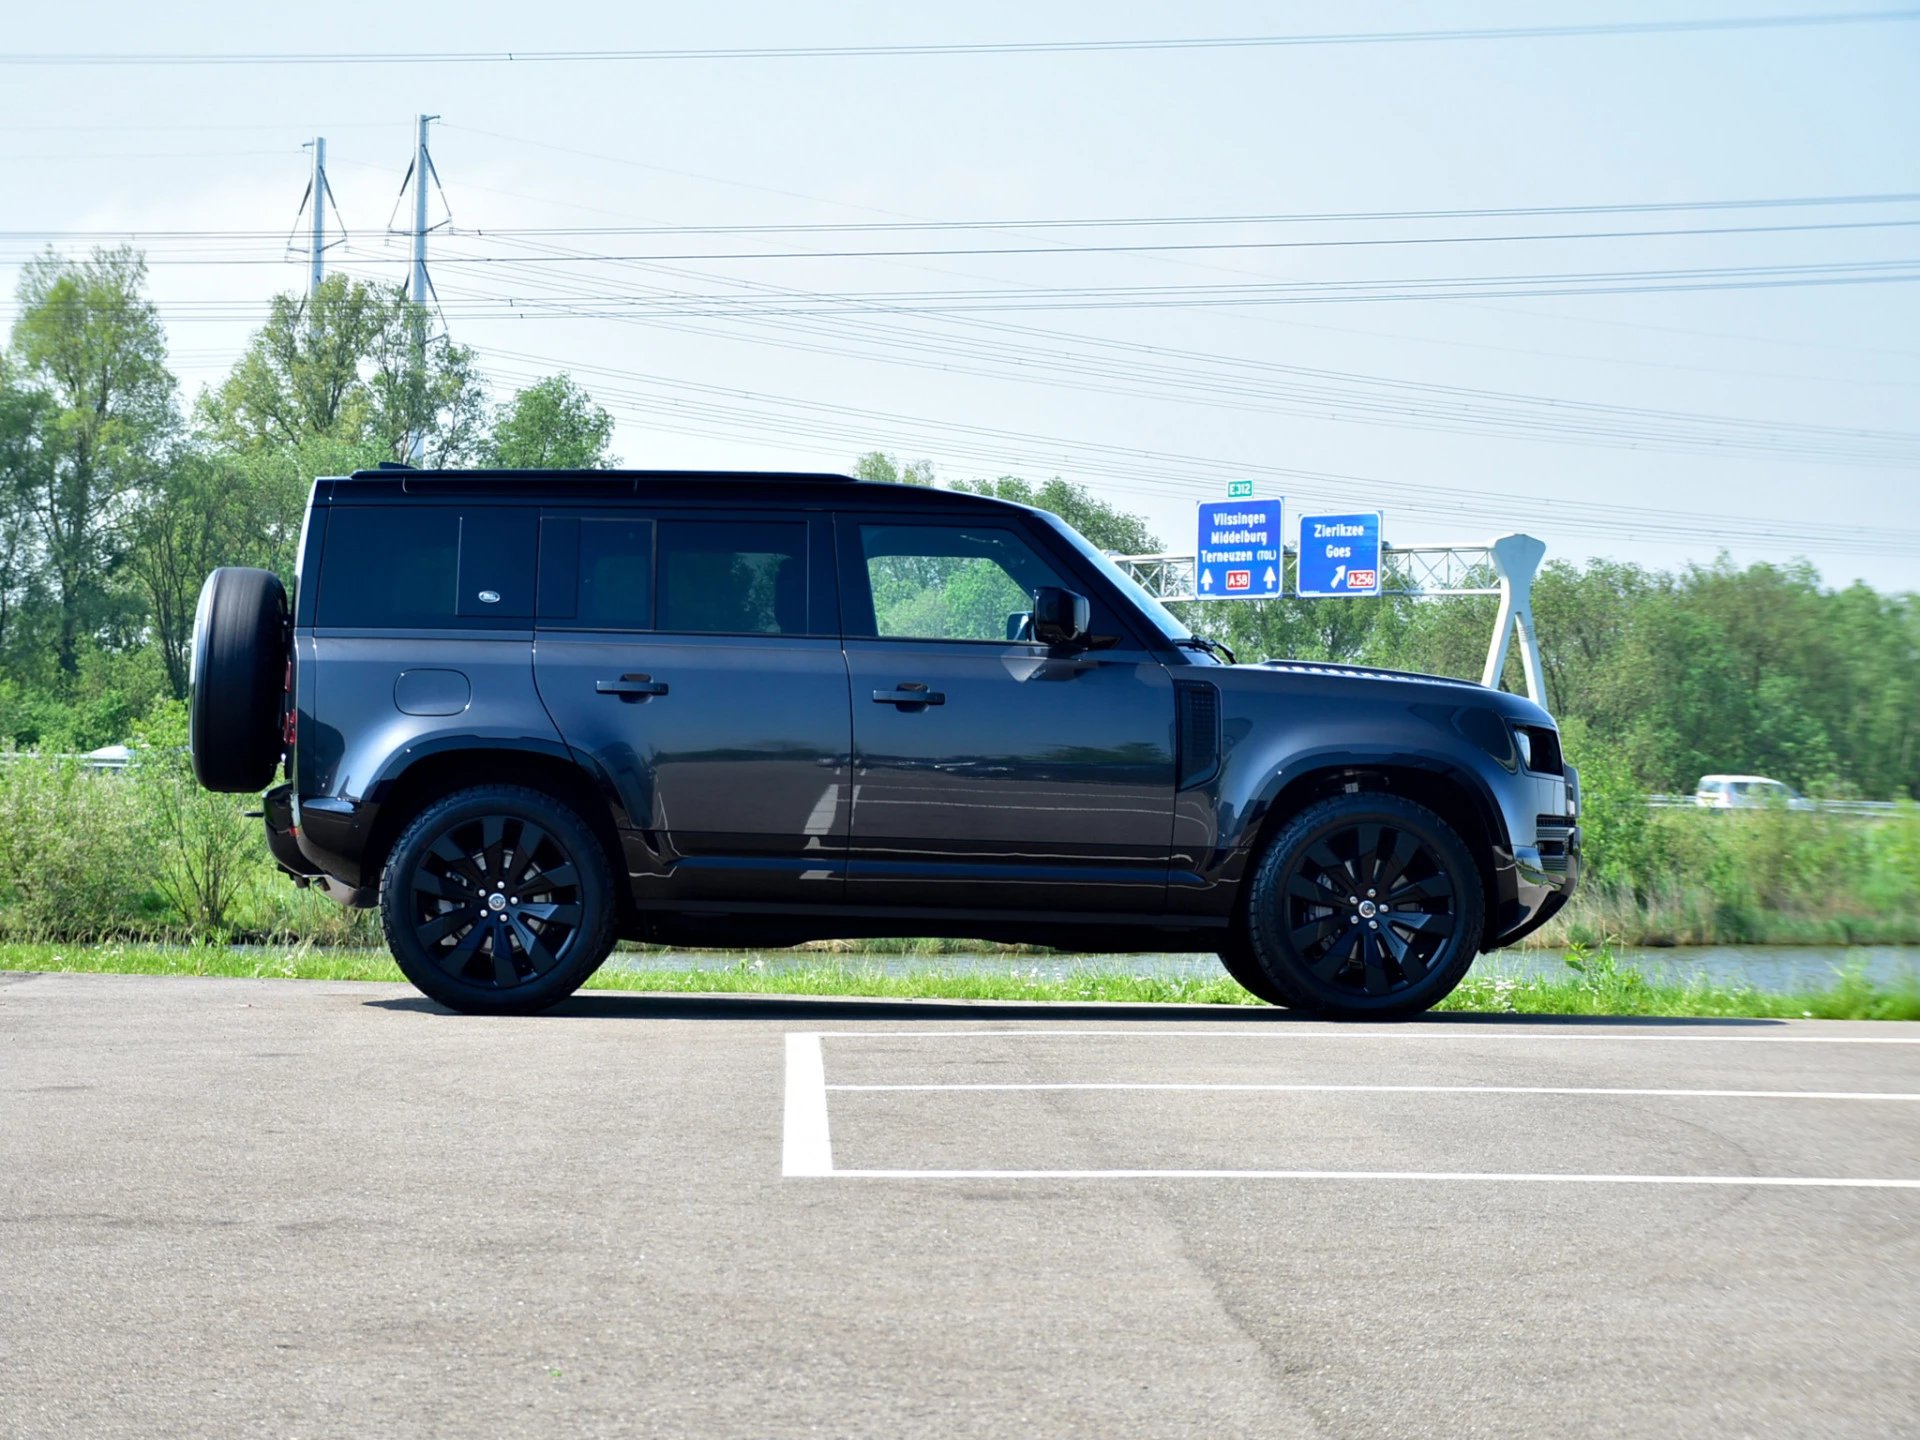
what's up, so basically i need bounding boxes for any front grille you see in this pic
[1535,814,1575,874]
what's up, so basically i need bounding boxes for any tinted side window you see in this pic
[538,517,654,630]
[579,519,653,629]
[858,523,1068,642]
[318,507,457,627]
[317,507,534,628]
[657,521,807,635]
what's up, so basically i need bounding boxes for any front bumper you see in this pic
[1486,763,1581,949]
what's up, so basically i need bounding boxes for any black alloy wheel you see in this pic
[381,785,616,1014]
[1244,793,1484,1018]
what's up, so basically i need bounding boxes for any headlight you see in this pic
[1510,724,1564,775]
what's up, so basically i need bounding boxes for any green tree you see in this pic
[126,450,279,698]
[950,474,1161,554]
[485,374,616,468]
[0,360,53,660]
[199,275,487,467]
[7,247,177,674]
[854,451,937,486]
[196,277,390,449]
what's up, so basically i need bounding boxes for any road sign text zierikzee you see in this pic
[1295,511,1383,597]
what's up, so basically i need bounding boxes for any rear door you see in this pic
[837,513,1176,913]
[532,509,851,905]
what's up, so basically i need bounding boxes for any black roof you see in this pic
[317,467,1019,512]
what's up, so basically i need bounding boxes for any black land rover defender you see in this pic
[188,468,1578,1016]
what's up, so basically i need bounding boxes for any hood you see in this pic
[1219,657,1557,728]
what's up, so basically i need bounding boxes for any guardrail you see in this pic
[0,746,134,772]
[1647,794,1904,816]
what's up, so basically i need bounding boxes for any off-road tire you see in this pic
[380,784,618,1015]
[1244,792,1485,1019]
[1216,933,1302,1008]
[188,566,289,793]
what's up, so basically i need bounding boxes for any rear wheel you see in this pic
[380,785,618,1015]
[1243,793,1484,1019]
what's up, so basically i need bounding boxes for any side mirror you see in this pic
[1030,587,1090,648]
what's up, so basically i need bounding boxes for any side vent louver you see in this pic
[1174,680,1221,790]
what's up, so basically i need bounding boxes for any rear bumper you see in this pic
[263,784,320,878]
[263,784,376,906]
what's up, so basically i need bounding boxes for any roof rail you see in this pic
[344,467,859,484]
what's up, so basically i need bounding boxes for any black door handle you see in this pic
[873,685,945,708]
[596,674,669,701]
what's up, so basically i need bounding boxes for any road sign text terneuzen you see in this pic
[1196,498,1283,600]
[1295,511,1383,597]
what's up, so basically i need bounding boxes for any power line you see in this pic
[14,191,1915,242]
[467,346,1920,556]
[33,215,1912,266]
[7,12,1916,65]
[399,242,1919,467]
[133,257,1915,313]
[19,216,1917,267]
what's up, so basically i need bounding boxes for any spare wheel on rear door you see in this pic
[189,566,289,793]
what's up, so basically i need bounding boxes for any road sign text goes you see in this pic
[1297,512,1383,598]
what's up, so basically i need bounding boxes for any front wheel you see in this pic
[1216,933,1298,1008]
[1242,793,1484,1019]
[380,785,618,1014]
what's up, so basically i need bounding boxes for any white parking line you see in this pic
[826,1082,1920,1101]
[825,1169,1920,1188]
[782,1029,1920,1187]
[782,1033,833,1178]
[814,1028,1920,1044]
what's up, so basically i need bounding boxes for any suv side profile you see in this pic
[188,468,1579,1017]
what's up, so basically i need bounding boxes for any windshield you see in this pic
[1037,513,1191,645]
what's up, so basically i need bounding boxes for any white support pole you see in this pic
[1482,533,1548,701]
[307,136,327,297]
[407,114,437,464]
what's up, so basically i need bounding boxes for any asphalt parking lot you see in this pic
[4,972,1918,1439]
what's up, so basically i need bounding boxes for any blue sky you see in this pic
[3,1,1916,587]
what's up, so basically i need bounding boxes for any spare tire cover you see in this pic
[188,567,290,793]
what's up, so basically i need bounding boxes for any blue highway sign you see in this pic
[1196,498,1283,600]
[1295,511,1383,597]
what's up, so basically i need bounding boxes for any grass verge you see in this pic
[2,942,1916,1020]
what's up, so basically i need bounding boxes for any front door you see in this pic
[533,510,850,906]
[837,515,1176,914]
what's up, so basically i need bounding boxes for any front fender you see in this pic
[1167,670,1548,921]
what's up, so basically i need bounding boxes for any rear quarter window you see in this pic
[316,506,535,628]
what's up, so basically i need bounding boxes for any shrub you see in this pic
[0,753,162,938]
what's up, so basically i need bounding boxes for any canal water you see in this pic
[606,944,1920,994]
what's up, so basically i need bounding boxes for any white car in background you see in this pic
[1693,775,1816,810]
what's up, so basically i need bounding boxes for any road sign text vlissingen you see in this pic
[1295,511,1383,598]
[1195,498,1283,600]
